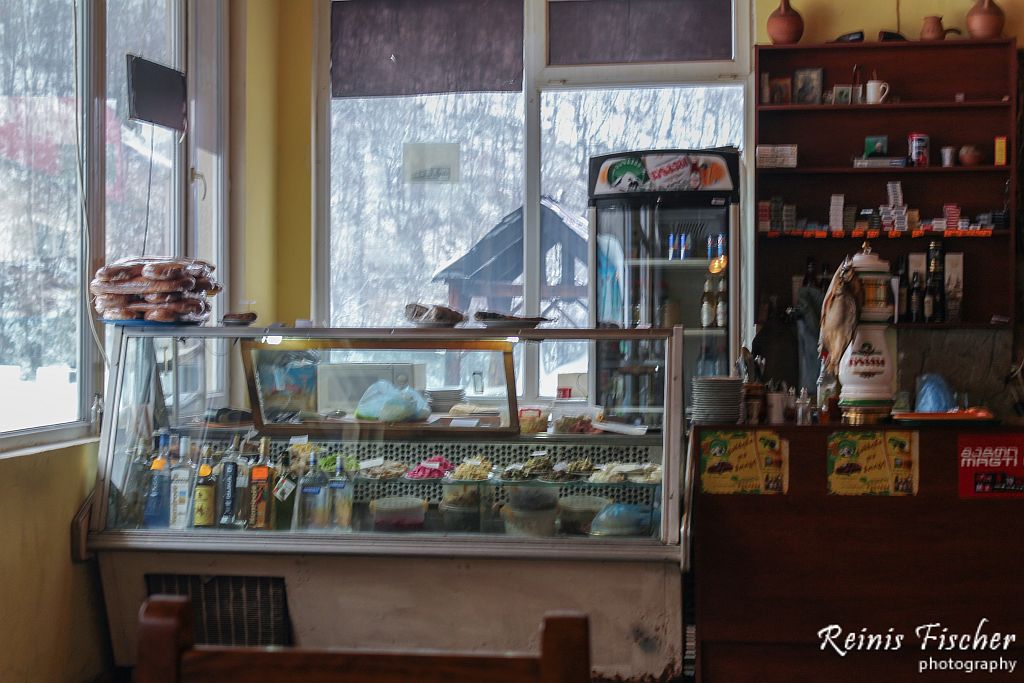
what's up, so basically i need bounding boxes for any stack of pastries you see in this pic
[90,257,222,323]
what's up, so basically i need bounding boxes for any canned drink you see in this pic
[908,133,930,167]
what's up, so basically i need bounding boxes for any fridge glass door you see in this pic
[594,199,730,414]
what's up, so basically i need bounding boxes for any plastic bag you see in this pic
[355,380,430,422]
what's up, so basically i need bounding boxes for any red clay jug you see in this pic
[767,0,804,45]
[966,0,1005,39]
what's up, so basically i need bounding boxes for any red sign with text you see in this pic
[958,433,1024,499]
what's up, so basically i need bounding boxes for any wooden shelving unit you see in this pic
[755,39,1018,327]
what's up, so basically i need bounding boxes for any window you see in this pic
[0,0,224,443]
[0,1,83,432]
[320,0,747,399]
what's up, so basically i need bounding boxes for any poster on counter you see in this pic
[700,430,789,495]
[827,431,919,496]
[958,433,1024,499]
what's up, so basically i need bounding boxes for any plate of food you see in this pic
[474,311,549,328]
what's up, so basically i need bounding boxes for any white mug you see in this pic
[866,80,890,104]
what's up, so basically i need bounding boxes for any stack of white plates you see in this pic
[425,387,466,413]
[691,377,743,424]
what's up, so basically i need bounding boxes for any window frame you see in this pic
[0,0,227,452]
[313,0,751,402]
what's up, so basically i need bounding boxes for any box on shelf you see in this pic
[755,144,797,168]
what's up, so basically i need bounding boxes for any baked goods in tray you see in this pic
[90,257,221,323]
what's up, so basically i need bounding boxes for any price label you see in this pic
[423,462,441,470]
[466,458,482,466]
[360,456,385,470]
[289,435,309,445]
[273,476,297,501]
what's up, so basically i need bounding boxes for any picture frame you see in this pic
[793,68,824,105]
[851,84,864,104]
[864,135,889,157]
[769,77,792,105]
[832,84,853,105]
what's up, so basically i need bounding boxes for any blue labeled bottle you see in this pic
[143,433,172,528]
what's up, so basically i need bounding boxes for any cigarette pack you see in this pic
[995,136,1007,166]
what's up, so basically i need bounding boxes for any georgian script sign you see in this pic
[958,434,1024,499]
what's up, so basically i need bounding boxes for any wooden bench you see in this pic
[136,595,591,683]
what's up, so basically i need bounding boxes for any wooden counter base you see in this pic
[692,424,1024,682]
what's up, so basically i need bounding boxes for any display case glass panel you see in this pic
[96,328,680,546]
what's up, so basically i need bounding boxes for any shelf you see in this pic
[757,165,1010,175]
[756,38,1014,52]
[624,258,716,269]
[684,328,726,337]
[757,100,1010,113]
[758,231,1009,240]
[895,322,1011,330]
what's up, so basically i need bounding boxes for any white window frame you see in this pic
[0,0,227,453]
[312,0,752,402]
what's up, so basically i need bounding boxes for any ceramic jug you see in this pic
[967,0,1005,39]
[767,0,804,45]
[920,16,961,40]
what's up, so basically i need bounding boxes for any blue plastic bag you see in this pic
[355,380,430,422]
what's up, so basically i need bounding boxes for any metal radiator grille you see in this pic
[145,574,292,646]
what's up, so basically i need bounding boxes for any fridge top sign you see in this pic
[588,147,740,201]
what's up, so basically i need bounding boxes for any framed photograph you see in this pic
[769,77,792,105]
[832,84,853,105]
[864,135,888,157]
[793,68,823,104]
[851,84,864,104]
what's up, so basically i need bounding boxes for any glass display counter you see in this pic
[91,327,684,550]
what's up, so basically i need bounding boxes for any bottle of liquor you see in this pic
[142,432,172,528]
[192,446,217,528]
[801,257,817,288]
[117,436,152,528]
[296,451,330,530]
[818,262,832,290]
[909,272,924,323]
[896,256,909,322]
[168,436,196,530]
[328,455,353,531]
[927,240,946,323]
[924,272,943,323]
[273,447,298,531]
[248,437,278,530]
[217,435,249,528]
[700,278,717,328]
[715,278,728,328]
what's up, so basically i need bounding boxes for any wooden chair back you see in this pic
[135,595,590,683]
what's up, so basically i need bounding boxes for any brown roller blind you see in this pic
[547,0,733,66]
[331,0,524,98]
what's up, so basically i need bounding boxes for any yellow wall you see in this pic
[756,0,1023,44]
[0,442,109,683]
[274,0,315,325]
[230,0,280,326]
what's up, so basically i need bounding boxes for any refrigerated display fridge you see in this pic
[587,148,741,417]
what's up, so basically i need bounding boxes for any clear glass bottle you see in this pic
[715,277,728,328]
[217,434,250,528]
[168,436,196,530]
[296,451,330,530]
[700,278,717,328]
[328,454,354,531]
[248,437,278,530]
[142,432,171,528]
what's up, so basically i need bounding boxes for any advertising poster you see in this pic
[700,430,789,495]
[827,431,919,496]
[958,433,1024,499]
